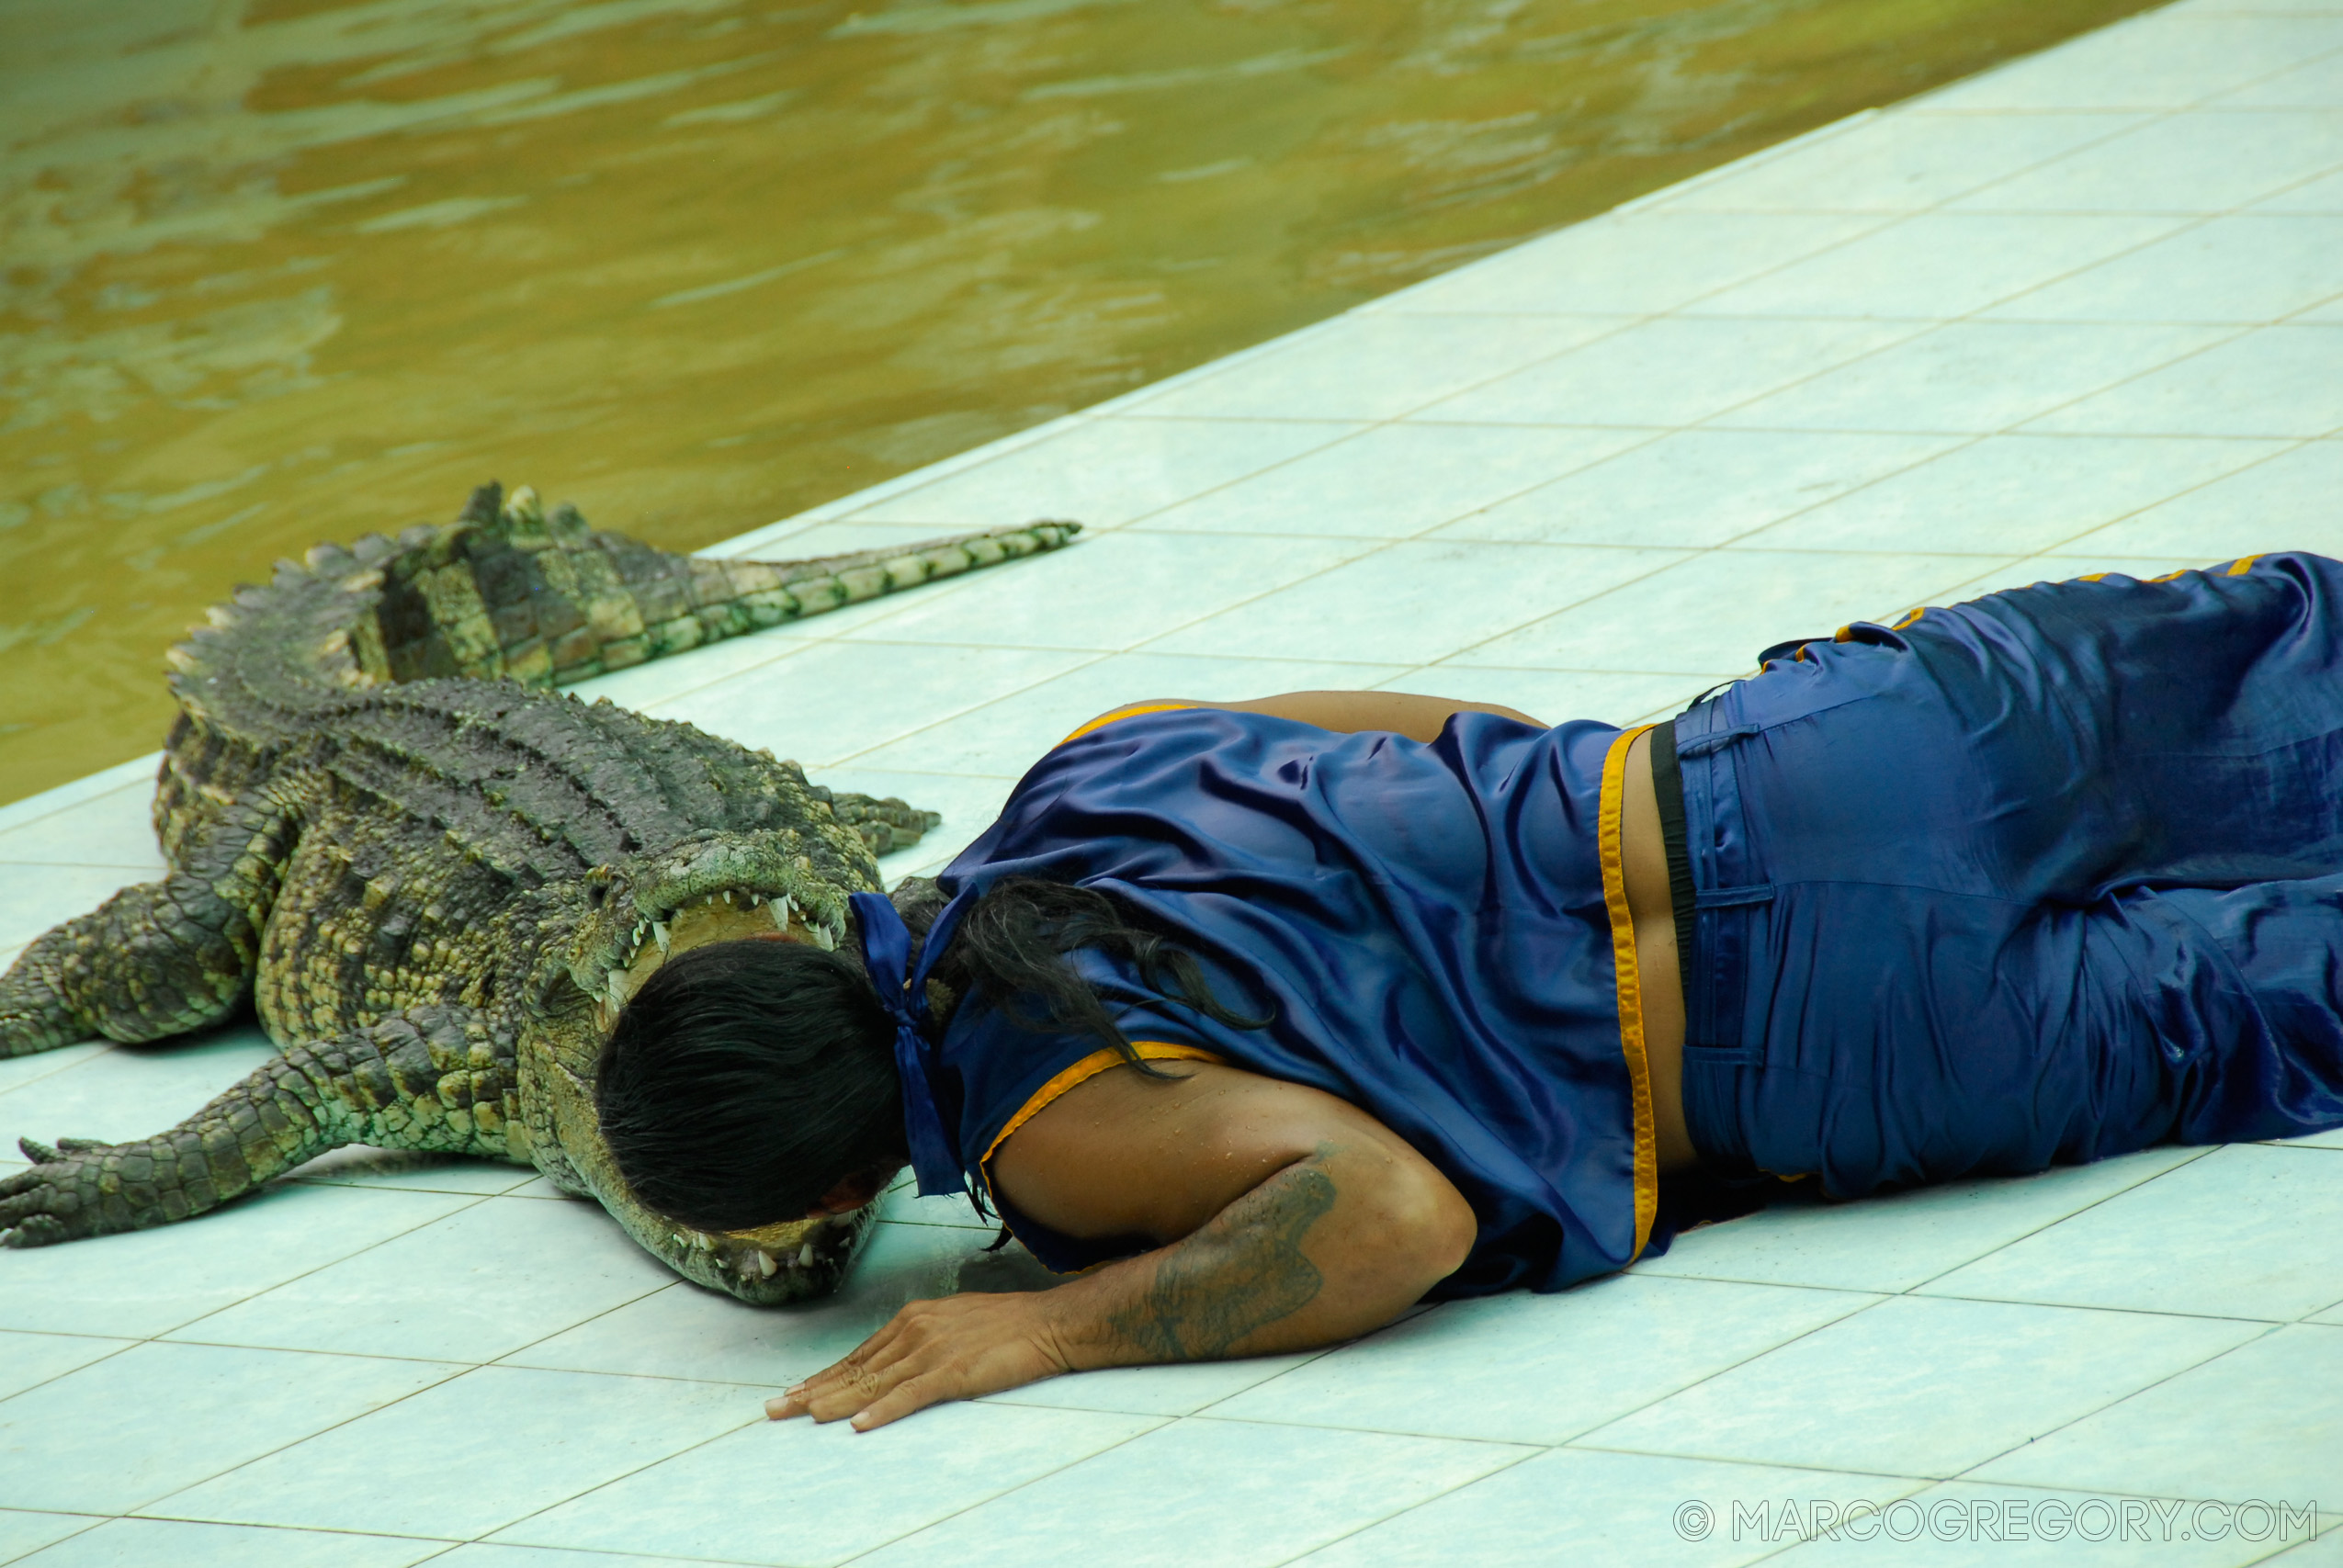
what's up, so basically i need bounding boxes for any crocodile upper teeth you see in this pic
[767,897,792,931]
[651,920,671,954]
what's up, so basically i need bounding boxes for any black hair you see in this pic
[910,876,1270,1066]
[595,937,905,1232]
[595,877,1267,1232]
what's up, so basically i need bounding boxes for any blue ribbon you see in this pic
[850,890,973,1199]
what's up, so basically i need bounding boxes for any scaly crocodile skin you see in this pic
[0,482,1078,1303]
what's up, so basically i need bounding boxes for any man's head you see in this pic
[595,936,906,1231]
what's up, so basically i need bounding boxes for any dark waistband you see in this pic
[1656,709,1763,1168]
[1647,719,1697,1024]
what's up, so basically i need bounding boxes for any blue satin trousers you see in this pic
[1674,553,2343,1194]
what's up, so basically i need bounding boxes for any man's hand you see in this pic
[768,1292,1072,1431]
[765,1064,1475,1431]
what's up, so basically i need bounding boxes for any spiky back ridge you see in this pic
[164,481,1077,736]
[153,483,1078,863]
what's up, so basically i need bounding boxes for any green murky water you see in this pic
[1,0,2158,805]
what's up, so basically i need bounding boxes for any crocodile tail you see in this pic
[351,482,1081,689]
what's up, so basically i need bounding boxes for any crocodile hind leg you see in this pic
[822,791,942,856]
[0,1004,522,1246]
[0,795,293,1058]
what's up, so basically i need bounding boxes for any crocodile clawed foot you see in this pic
[0,1156,96,1247]
[2,1213,71,1248]
[0,1138,164,1247]
[14,1135,104,1165]
[1,1149,98,1247]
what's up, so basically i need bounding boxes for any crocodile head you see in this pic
[520,819,892,1303]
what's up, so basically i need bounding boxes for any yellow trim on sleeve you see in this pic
[2226,554,2264,576]
[977,1041,1228,1272]
[980,1042,1227,1169]
[1598,723,1662,1264]
[1058,703,1196,748]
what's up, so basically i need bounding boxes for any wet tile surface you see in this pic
[1916,1144,2343,1321]
[1579,1294,2264,1478]
[0,1180,476,1340]
[152,1365,753,1540]
[1208,1274,1877,1446]
[5,3,2339,1559]
[1968,1324,2343,1504]
[850,1416,1531,1568]
[8,1517,446,1568]
[0,1341,457,1515]
[1632,1147,2210,1294]
[500,1221,1060,1388]
[1290,1449,1921,1568]
[492,1399,1162,1567]
[1768,1482,2292,1567]
[163,1192,679,1363]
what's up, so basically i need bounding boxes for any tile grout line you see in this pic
[815,649,1124,771]
[452,1407,782,1556]
[141,1189,503,1346]
[7,9,2341,1559]
[0,1512,112,1568]
[111,1352,480,1526]
[1075,137,2314,673]
[1646,112,2162,219]
[1935,1318,2293,1490]
[1888,1146,2222,1298]
[819,1416,1183,1567]
[1254,1443,1550,1568]
[780,519,1595,769]
[35,1182,677,1526]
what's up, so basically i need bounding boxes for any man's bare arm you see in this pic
[1124,690,1545,742]
[769,1063,1475,1429]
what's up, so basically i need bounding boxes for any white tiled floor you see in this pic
[5,0,2343,1561]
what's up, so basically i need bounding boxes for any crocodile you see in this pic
[0,482,1078,1303]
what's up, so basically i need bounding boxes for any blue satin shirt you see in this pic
[922,703,1663,1297]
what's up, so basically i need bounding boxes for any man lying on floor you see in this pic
[594,552,2343,1430]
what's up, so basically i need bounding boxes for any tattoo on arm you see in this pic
[1103,1156,1339,1363]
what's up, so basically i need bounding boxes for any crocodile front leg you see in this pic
[0,794,295,1058]
[0,1004,524,1247]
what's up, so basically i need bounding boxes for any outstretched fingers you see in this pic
[762,1292,1072,1431]
[767,1313,920,1423]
